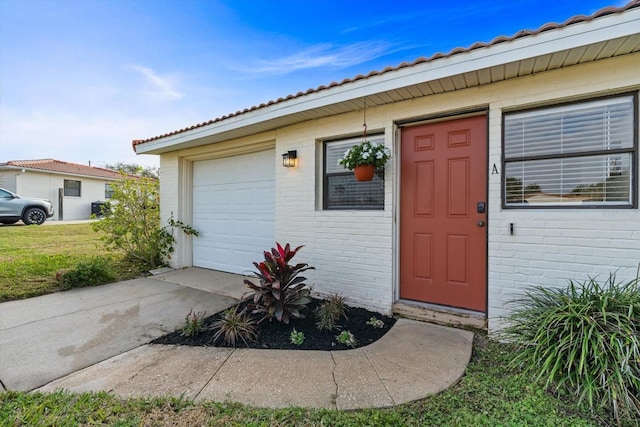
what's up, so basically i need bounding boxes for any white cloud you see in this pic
[232,40,401,75]
[127,65,183,100]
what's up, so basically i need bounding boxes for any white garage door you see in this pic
[192,149,275,274]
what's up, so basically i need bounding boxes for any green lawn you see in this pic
[0,223,139,302]
[0,224,606,426]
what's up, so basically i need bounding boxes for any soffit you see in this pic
[134,6,640,154]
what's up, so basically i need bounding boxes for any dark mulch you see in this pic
[152,298,396,350]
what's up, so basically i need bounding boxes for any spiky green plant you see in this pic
[315,293,349,331]
[500,274,640,425]
[210,307,257,347]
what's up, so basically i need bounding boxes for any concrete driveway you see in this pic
[1,268,475,410]
[0,268,245,391]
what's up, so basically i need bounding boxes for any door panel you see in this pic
[400,115,487,312]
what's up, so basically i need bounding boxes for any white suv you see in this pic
[0,188,54,225]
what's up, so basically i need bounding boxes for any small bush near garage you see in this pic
[500,274,640,425]
[92,175,198,271]
[59,256,116,290]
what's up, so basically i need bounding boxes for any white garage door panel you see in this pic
[192,150,275,274]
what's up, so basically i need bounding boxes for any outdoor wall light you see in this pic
[282,150,297,168]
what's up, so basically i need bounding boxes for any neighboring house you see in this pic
[132,3,640,332]
[0,159,126,221]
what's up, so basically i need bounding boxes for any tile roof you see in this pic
[0,159,133,180]
[132,1,640,149]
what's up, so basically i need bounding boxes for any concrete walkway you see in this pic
[1,268,474,409]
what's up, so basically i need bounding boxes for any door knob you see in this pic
[477,221,486,227]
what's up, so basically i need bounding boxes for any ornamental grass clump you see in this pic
[500,273,640,426]
[315,293,349,331]
[243,243,314,324]
[210,307,257,347]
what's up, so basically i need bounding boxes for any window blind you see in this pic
[324,135,385,210]
[503,95,635,207]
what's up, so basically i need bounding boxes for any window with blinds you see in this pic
[503,95,636,208]
[64,180,81,197]
[324,135,385,210]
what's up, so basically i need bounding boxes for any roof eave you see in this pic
[0,165,123,181]
[134,7,640,155]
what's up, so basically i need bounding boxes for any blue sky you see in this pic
[0,0,626,168]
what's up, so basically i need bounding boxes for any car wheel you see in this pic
[0,219,19,225]
[22,207,47,225]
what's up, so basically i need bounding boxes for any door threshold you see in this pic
[393,300,487,330]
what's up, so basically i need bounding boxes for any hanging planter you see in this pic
[339,140,391,182]
[353,164,376,182]
[338,99,391,182]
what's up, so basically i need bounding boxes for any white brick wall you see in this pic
[484,55,640,331]
[274,114,394,312]
[158,53,640,331]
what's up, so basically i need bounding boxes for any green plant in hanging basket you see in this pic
[338,141,391,170]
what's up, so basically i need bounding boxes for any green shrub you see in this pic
[181,309,206,337]
[243,243,313,324]
[92,175,198,271]
[211,307,257,347]
[60,257,116,289]
[500,274,640,425]
[315,293,349,331]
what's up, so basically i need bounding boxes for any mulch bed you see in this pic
[152,297,396,351]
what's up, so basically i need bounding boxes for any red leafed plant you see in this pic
[243,243,314,324]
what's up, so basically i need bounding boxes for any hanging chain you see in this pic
[362,98,367,141]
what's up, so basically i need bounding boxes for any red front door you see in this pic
[400,115,487,312]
